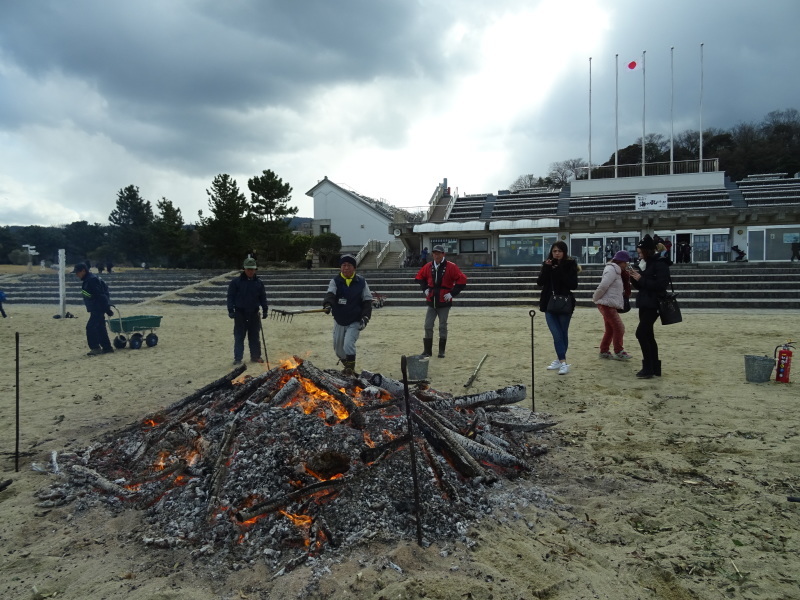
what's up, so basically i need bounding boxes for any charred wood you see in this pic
[489,419,557,432]
[71,464,131,497]
[360,434,412,464]
[450,385,527,410]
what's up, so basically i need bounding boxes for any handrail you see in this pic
[375,241,391,267]
[354,239,383,266]
[398,248,406,268]
[576,158,720,180]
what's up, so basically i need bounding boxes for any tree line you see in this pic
[510,108,800,190]
[0,170,343,269]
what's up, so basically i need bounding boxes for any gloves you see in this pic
[424,288,430,296]
[228,311,235,319]
[262,310,268,319]
[323,303,332,315]
[443,293,453,301]
[105,308,114,317]
[359,317,369,331]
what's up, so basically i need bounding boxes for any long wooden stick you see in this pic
[463,353,488,388]
[401,355,423,546]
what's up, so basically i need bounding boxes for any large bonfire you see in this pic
[35,357,555,575]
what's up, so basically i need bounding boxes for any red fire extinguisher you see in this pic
[774,341,795,383]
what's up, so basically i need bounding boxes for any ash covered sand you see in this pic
[1,298,799,599]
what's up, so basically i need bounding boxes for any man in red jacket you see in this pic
[414,245,467,358]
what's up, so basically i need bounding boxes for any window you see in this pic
[320,225,330,234]
[459,238,488,253]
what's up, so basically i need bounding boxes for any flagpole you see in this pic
[641,50,646,177]
[670,46,674,175]
[699,42,704,173]
[615,54,619,178]
[588,56,592,180]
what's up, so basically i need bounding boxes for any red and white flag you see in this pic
[626,58,642,71]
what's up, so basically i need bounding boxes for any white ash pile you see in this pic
[35,357,556,573]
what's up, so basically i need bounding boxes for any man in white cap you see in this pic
[226,257,269,366]
[414,244,467,358]
[322,254,373,374]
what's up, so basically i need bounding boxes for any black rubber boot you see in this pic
[422,338,433,357]
[653,360,662,377]
[636,360,654,379]
[438,338,447,358]
[342,355,356,375]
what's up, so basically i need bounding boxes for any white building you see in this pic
[306,177,395,248]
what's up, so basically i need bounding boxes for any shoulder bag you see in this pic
[617,297,631,314]
[547,292,572,315]
[658,277,682,325]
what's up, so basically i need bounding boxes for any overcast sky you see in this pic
[1,0,798,227]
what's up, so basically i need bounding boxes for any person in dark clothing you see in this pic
[0,289,7,318]
[323,254,373,374]
[106,260,113,273]
[227,257,269,366]
[536,241,580,375]
[72,263,114,356]
[629,235,671,379]
[414,245,467,358]
[790,240,800,262]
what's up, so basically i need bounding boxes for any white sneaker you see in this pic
[558,363,571,375]
[546,359,561,370]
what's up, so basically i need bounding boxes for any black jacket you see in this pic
[80,272,111,313]
[536,258,579,313]
[227,273,269,313]
[631,257,670,309]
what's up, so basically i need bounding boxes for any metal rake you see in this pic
[269,308,327,323]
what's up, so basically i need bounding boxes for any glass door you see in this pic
[693,235,710,262]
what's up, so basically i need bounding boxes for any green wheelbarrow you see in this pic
[107,307,163,349]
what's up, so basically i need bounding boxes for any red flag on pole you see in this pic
[626,58,642,71]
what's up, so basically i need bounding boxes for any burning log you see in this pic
[295,358,365,429]
[235,477,348,523]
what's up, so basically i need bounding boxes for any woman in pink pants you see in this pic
[592,250,633,360]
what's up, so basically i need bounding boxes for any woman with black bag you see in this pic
[537,241,580,375]
[629,235,671,379]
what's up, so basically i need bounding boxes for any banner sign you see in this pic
[635,194,668,211]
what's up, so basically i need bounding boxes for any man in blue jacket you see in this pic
[227,257,269,366]
[322,254,373,375]
[73,263,114,356]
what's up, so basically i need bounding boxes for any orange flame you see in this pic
[281,378,350,423]
[279,510,312,528]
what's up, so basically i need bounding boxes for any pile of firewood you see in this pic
[35,358,555,573]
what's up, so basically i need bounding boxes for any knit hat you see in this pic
[72,263,87,273]
[636,235,656,251]
[339,254,357,267]
[612,250,631,262]
[432,244,446,253]
[243,257,257,269]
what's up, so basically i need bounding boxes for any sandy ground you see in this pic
[1,297,799,599]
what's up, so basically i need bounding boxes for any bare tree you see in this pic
[508,173,542,192]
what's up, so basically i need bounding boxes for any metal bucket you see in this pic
[744,355,775,383]
[406,355,430,381]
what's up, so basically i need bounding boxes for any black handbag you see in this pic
[617,297,631,314]
[658,278,682,325]
[547,293,572,315]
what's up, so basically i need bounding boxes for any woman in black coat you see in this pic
[629,235,671,378]
[537,241,580,375]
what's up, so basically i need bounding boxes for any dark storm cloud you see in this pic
[0,0,460,168]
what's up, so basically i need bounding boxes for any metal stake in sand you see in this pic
[15,332,20,472]
[529,310,536,413]
[400,355,424,546]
